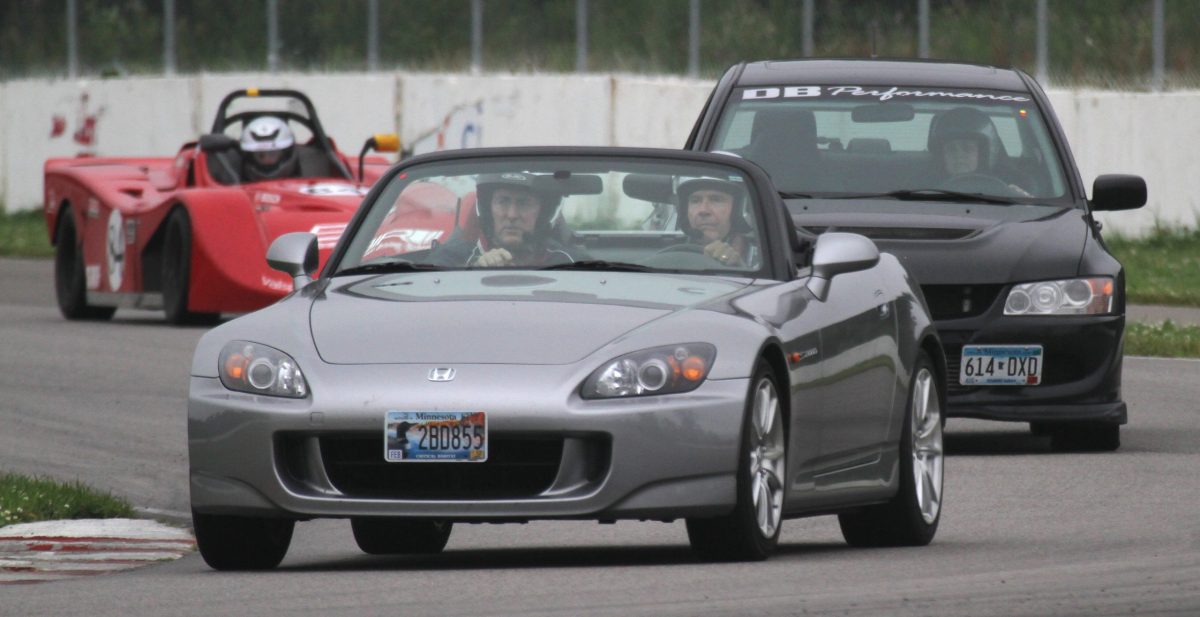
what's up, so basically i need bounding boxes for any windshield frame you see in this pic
[322,147,795,282]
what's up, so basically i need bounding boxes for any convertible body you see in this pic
[686,59,1147,451]
[43,89,431,324]
[188,147,945,569]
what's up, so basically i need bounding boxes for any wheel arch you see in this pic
[757,339,792,426]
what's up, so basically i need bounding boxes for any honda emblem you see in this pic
[427,367,456,382]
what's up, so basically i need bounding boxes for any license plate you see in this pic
[384,411,487,462]
[959,345,1043,386]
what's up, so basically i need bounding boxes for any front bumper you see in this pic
[188,365,747,521]
[937,312,1126,425]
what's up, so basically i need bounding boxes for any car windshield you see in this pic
[333,156,769,276]
[711,86,1070,203]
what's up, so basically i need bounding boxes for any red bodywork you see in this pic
[43,140,401,315]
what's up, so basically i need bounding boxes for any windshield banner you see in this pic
[742,86,1031,103]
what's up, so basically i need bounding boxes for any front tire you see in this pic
[161,209,219,325]
[350,518,453,555]
[54,209,116,321]
[839,351,944,547]
[192,511,294,571]
[687,360,785,562]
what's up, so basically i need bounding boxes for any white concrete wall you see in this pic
[3,71,1197,237]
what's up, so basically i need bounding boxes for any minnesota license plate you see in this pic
[959,345,1043,386]
[385,411,487,462]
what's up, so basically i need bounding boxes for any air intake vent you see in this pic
[803,226,976,241]
[920,284,1003,320]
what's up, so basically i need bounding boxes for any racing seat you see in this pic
[741,108,840,191]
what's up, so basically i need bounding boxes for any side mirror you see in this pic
[198,133,237,153]
[1091,174,1146,211]
[267,232,319,290]
[807,232,880,301]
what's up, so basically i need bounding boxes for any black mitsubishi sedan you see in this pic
[686,58,1146,451]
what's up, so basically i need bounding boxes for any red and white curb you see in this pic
[0,518,195,584]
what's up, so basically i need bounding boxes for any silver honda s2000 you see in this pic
[188,146,946,570]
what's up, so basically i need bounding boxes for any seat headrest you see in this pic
[751,108,817,148]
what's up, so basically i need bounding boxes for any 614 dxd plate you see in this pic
[960,345,1043,386]
[384,411,487,462]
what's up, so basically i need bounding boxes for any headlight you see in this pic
[218,341,309,398]
[1003,277,1114,316]
[581,343,716,399]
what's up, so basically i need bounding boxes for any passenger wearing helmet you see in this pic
[677,177,759,267]
[917,107,1031,196]
[240,116,299,181]
[428,172,586,267]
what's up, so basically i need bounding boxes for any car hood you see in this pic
[789,199,1088,284]
[310,271,753,365]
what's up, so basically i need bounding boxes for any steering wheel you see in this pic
[938,172,1021,197]
[655,243,706,256]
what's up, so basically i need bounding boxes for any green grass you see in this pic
[0,209,54,258]
[1125,321,1200,359]
[1108,227,1200,307]
[0,473,135,528]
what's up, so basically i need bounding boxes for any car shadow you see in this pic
[280,541,850,572]
[944,428,1055,456]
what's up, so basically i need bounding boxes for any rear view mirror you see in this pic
[851,103,916,123]
[198,134,238,153]
[623,174,674,203]
[537,173,603,196]
[1091,174,1146,211]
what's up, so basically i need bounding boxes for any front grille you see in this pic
[920,284,1004,320]
[316,434,566,499]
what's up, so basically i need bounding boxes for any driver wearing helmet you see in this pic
[918,107,1031,196]
[429,172,587,267]
[677,177,759,267]
[240,116,299,181]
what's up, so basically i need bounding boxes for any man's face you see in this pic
[942,138,980,175]
[687,189,735,242]
[253,149,283,168]
[490,187,542,249]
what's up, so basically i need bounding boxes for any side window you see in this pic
[714,110,755,151]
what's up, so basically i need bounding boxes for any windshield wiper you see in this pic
[541,260,652,272]
[334,260,444,277]
[826,189,1019,205]
[778,191,815,199]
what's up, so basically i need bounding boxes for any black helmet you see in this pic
[674,176,752,238]
[475,172,562,239]
[927,107,1004,171]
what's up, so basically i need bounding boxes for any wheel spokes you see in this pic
[911,368,943,524]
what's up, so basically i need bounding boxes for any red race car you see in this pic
[43,88,453,324]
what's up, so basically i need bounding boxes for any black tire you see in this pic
[350,518,453,555]
[53,208,116,321]
[686,360,785,562]
[1030,422,1054,436]
[161,209,219,325]
[1049,422,1120,452]
[192,511,294,571]
[839,351,943,547]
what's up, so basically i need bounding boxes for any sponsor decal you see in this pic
[299,183,369,197]
[363,228,445,258]
[124,219,137,245]
[743,85,1031,103]
[255,192,282,205]
[46,190,58,214]
[310,223,349,250]
[105,210,124,291]
[261,275,292,292]
[85,265,100,290]
[86,198,100,219]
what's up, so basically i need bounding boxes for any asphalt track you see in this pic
[2,257,1199,616]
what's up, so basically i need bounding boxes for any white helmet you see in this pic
[240,116,298,180]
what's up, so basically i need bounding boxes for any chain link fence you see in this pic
[1,0,1196,89]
